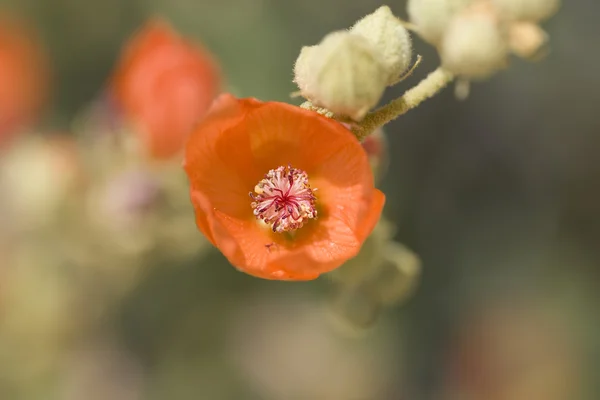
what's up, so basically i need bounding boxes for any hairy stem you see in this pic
[352,67,454,141]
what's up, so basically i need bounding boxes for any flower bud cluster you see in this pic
[408,0,560,79]
[294,6,413,121]
[328,217,421,329]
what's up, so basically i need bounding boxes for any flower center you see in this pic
[250,165,318,233]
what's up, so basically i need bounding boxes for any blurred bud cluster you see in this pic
[408,0,560,80]
[0,14,220,393]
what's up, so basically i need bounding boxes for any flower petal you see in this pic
[184,94,263,220]
[356,189,386,241]
[213,210,359,280]
[243,102,364,175]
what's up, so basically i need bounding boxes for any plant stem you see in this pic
[352,67,454,141]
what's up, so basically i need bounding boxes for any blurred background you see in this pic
[0,0,598,399]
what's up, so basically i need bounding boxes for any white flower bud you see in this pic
[407,0,474,45]
[508,21,548,59]
[490,0,561,22]
[440,5,509,79]
[350,6,413,85]
[293,45,318,97]
[293,31,387,121]
[0,135,81,230]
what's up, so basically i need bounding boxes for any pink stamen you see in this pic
[250,165,318,233]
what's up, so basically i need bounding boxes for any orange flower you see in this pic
[0,14,49,149]
[184,94,385,281]
[111,18,221,160]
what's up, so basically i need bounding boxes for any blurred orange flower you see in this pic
[111,18,221,160]
[184,94,385,281]
[0,14,50,148]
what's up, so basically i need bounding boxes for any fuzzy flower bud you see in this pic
[508,21,548,59]
[293,45,317,97]
[407,0,473,45]
[293,31,387,121]
[491,0,561,22]
[350,6,413,86]
[440,4,508,79]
